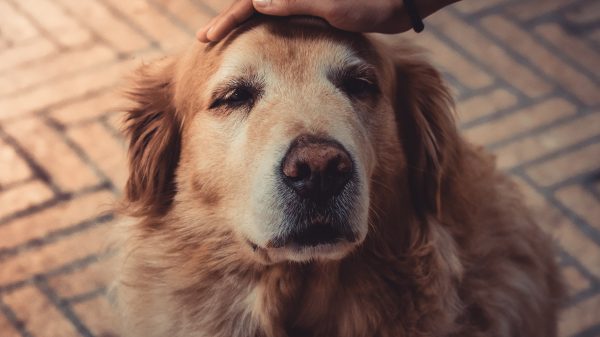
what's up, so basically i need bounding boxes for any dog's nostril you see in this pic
[326,155,351,177]
[281,135,353,200]
[295,163,312,181]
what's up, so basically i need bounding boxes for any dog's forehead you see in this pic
[208,17,378,78]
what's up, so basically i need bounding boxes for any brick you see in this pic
[0,180,54,219]
[589,29,600,45]
[50,89,125,124]
[0,222,111,286]
[0,1,39,44]
[0,44,116,96]
[0,38,56,72]
[514,177,600,279]
[0,60,129,119]
[0,190,114,249]
[556,185,600,232]
[429,11,552,98]
[48,255,115,299]
[482,16,599,106]
[0,312,20,337]
[526,142,600,187]
[462,98,576,146]
[67,121,128,189]
[53,26,92,47]
[72,295,118,337]
[562,265,591,296]
[104,0,191,51]
[560,294,600,337]
[56,0,150,53]
[105,112,125,135]
[0,138,32,186]
[457,89,517,124]
[14,0,92,48]
[3,117,100,192]
[3,286,79,337]
[564,1,600,25]
[454,0,506,14]
[508,0,578,21]
[416,33,493,90]
[494,113,600,170]
[535,24,600,75]
[155,0,213,33]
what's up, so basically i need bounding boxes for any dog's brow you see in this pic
[329,59,378,83]
[208,63,258,94]
[209,73,262,103]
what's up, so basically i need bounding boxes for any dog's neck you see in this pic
[132,166,464,337]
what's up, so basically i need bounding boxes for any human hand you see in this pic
[197,0,459,43]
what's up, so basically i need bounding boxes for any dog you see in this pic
[110,16,563,337]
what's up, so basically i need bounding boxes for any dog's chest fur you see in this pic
[165,246,457,337]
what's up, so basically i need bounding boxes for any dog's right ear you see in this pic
[389,45,459,222]
[123,60,181,217]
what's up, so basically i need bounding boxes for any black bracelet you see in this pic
[403,0,425,33]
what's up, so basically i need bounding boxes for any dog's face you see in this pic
[124,18,455,264]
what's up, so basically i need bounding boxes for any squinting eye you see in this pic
[224,87,254,106]
[341,77,378,99]
[210,85,257,110]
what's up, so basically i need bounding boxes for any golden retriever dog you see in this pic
[111,16,563,337]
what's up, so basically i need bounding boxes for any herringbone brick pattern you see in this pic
[0,0,598,336]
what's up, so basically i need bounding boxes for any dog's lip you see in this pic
[265,222,356,249]
[246,238,260,251]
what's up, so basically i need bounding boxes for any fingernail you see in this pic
[253,0,271,7]
[205,26,214,39]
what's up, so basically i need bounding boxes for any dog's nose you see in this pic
[282,135,353,201]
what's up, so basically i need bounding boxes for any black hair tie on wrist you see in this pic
[403,0,425,33]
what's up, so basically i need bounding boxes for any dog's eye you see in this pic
[224,87,254,106]
[210,85,257,110]
[341,77,377,98]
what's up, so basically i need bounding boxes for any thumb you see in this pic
[252,0,330,17]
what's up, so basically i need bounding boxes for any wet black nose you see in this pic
[281,135,353,201]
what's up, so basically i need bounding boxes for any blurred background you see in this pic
[0,0,598,336]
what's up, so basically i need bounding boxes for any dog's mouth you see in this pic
[266,221,357,250]
[288,223,344,246]
[247,217,364,263]
[248,169,366,262]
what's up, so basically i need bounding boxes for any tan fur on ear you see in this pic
[123,60,181,217]
[393,53,459,220]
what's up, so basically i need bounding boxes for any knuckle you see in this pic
[323,3,345,22]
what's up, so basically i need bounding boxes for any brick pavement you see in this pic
[0,0,598,336]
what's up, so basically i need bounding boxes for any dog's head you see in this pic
[123,17,457,264]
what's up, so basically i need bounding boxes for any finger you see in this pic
[252,0,332,17]
[206,0,255,42]
[197,17,218,42]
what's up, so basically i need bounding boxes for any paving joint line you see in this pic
[0,253,109,295]
[0,182,112,227]
[5,0,66,51]
[35,277,95,337]
[0,297,35,337]
[514,170,600,248]
[0,213,114,261]
[66,287,107,305]
[0,127,62,195]
[459,9,595,108]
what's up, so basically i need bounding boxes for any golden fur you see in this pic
[111,17,563,337]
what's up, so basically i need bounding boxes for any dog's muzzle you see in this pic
[271,134,360,248]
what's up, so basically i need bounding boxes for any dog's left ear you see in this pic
[123,60,182,217]
[392,51,459,220]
